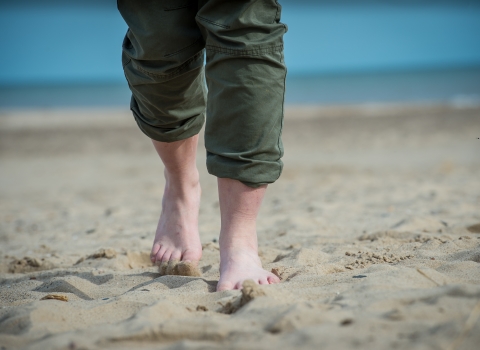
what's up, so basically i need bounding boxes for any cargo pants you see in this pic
[118,0,287,187]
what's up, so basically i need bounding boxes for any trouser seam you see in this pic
[133,50,204,80]
[164,38,204,58]
[122,58,131,68]
[276,49,287,180]
[197,15,230,29]
[205,45,283,56]
[164,4,191,11]
[274,0,280,23]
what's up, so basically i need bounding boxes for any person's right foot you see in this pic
[150,171,202,268]
[217,244,280,291]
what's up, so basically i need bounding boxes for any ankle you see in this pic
[219,234,258,254]
[219,240,262,271]
[164,168,200,192]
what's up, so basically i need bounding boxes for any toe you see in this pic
[170,250,181,262]
[234,281,243,290]
[161,249,173,263]
[182,248,201,262]
[151,243,161,262]
[267,274,280,284]
[154,246,167,264]
[259,277,269,285]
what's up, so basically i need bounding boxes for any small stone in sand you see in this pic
[41,294,68,302]
[466,223,480,233]
[340,318,354,326]
[352,275,367,279]
[271,268,282,280]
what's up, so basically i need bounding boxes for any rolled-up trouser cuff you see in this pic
[124,51,207,143]
[207,152,283,188]
[130,97,205,143]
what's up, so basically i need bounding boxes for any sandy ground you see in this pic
[0,105,479,350]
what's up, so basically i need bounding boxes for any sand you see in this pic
[0,104,479,350]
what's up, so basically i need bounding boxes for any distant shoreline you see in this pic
[1,103,479,133]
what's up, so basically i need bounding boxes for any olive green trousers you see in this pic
[118,0,287,187]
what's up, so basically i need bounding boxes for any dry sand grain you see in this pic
[0,105,479,350]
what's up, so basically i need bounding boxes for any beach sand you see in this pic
[0,105,479,350]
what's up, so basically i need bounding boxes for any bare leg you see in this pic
[217,178,280,291]
[150,135,202,266]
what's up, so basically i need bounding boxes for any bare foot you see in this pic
[150,170,202,268]
[217,246,280,291]
[216,178,279,291]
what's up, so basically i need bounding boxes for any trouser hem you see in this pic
[131,105,205,143]
[206,154,283,189]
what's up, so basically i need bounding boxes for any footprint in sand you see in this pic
[8,256,56,273]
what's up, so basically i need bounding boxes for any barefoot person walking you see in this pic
[118,0,287,291]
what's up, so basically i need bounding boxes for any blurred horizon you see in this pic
[1,0,480,106]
